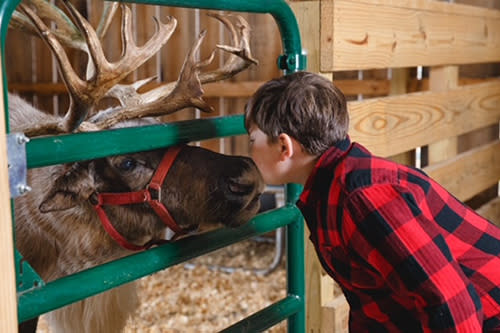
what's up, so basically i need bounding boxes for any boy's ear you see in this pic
[277,133,294,161]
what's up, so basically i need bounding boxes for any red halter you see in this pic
[93,146,184,251]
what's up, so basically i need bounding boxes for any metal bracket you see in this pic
[277,53,308,72]
[15,249,44,295]
[7,132,31,198]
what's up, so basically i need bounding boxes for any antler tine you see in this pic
[208,12,239,47]
[119,13,257,107]
[105,76,158,107]
[198,13,258,83]
[79,2,177,92]
[85,30,217,130]
[11,1,119,55]
[18,3,87,135]
[61,0,108,84]
[11,0,87,51]
[96,2,119,40]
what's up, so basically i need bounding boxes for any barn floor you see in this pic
[36,238,287,332]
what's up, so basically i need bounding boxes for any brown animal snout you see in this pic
[227,178,256,196]
[221,157,265,227]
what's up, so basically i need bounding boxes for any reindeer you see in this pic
[8,1,263,332]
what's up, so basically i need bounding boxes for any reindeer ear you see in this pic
[39,162,97,213]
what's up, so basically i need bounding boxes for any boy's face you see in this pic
[248,127,285,185]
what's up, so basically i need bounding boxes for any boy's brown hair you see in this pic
[244,71,349,155]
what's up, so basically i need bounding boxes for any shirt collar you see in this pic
[296,135,352,235]
[301,136,351,193]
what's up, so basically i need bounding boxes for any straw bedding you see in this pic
[36,239,287,332]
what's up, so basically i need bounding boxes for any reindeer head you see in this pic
[37,143,264,246]
[10,1,262,250]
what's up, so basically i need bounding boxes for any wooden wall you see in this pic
[291,0,500,331]
[4,0,500,331]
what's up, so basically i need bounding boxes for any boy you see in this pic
[245,71,500,332]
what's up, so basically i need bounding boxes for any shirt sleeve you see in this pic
[342,183,483,331]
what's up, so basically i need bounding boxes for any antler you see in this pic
[16,0,177,137]
[83,12,258,131]
[10,0,86,51]
[10,0,119,65]
[12,1,258,136]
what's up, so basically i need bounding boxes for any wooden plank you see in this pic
[423,141,500,201]
[0,55,19,333]
[476,197,500,227]
[458,124,499,153]
[321,295,350,333]
[348,81,500,157]
[342,0,500,17]
[320,0,500,71]
[7,80,388,97]
[9,77,499,99]
[407,77,500,93]
[335,79,390,96]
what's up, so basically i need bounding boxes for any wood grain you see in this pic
[424,140,500,201]
[348,81,500,157]
[0,55,19,333]
[476,197,500,227]
[320,0,500,71]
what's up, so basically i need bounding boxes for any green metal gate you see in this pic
[0,0,307,331]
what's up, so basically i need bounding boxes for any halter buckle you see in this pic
[148,183,161,202]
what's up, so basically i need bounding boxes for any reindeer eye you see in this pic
[118,158,137,171]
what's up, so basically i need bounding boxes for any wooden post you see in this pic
[292,3,324,331]
[388,68,415,166]
[0,54,19,332]
[292,3,350,332]
[321,295,349,333]
[428,66,459,164]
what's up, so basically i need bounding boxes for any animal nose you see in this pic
[227,178,255,196]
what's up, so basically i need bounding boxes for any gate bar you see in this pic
[17,205,302,323]
[221,295,302,332]
[1,0,306,331]
[26,115,246,168]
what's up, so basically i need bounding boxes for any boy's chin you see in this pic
[264,179,286,186]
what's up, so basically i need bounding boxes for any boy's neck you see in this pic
[291,152,320,186]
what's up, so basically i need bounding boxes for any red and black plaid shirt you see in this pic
[297,137,500,332]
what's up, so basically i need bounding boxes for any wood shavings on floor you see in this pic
[37,238,287,332]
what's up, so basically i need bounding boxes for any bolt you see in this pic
[17,184,32,195]
[16,134,30,145]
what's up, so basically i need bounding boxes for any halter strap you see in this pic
[93,146,184,251]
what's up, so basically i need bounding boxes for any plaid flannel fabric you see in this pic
[297,137,500,332]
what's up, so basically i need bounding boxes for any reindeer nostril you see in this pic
[228,179,254,196]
